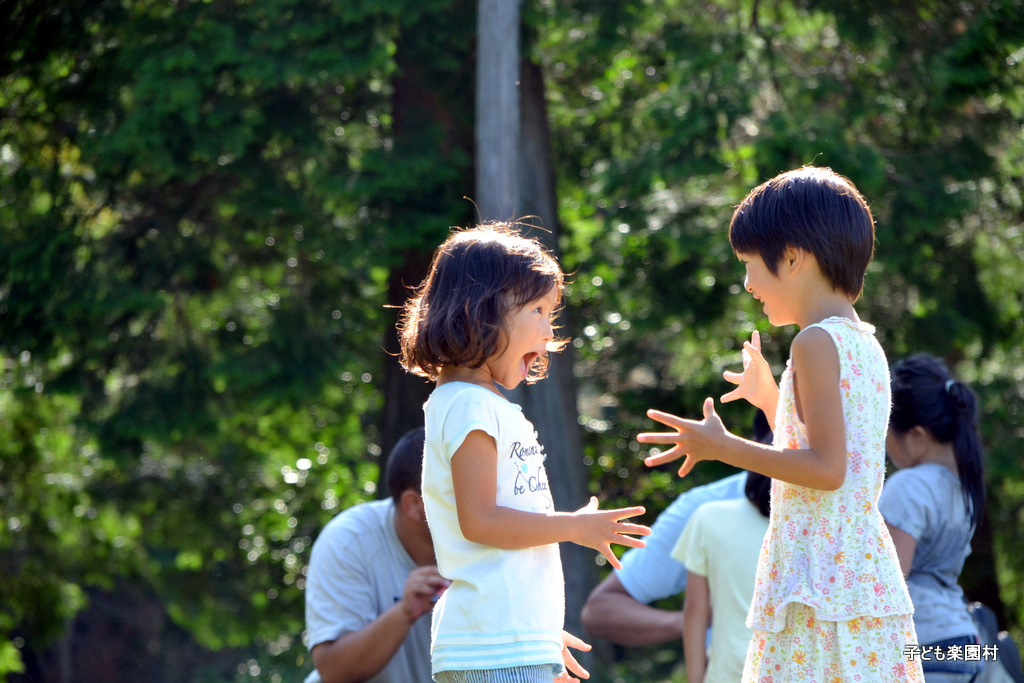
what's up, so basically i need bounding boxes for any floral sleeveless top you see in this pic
[748,317,913,632]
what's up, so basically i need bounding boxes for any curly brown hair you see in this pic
[398,223,566,382]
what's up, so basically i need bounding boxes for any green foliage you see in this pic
[530,0,1024,673]
[2,0,473,677]
[2,0,1023,680]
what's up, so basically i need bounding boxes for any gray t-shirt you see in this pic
[304,499,432,683]
[878,463,978,645]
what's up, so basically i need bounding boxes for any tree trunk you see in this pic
[377,4,475,491]
[476,2,596,664]
[379,250,435,499]
[475,0,521,220]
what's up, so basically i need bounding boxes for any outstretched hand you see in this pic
[573,497,650,571]
[555,630,592,682]
[637,397,728,477]
[721,331,775,409]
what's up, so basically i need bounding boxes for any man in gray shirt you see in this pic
[304,428,447,683]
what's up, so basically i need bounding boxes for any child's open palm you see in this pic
[572,497,649,570]
[638,397,730,477]
[721,331,778,416]
[556,630,592,682]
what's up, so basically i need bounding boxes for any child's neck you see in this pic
[786,251,861,328]
[915,440,959,476]
[437,365,503,396]
[798,292,860,329]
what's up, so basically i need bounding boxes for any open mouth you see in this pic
[521,352,540,377]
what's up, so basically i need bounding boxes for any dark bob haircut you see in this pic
[729,166,875,302]
[398,223,566,382]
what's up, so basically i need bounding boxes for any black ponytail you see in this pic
[945,378,986,530]
[890,354,986,531]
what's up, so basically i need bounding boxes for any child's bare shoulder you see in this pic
[792,325,834,350]
[791,326,839,369]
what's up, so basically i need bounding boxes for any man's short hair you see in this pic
[386,427,426,503]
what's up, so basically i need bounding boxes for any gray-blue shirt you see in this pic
[878,463,978,645]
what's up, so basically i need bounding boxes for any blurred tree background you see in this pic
[1,0,1022,681]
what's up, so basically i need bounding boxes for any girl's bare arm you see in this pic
[886,523,917,577]
[640,328,847,491]
[682,571,710,683]
[451,430,649,569]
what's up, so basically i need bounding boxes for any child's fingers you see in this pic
[564,656,590,681]
[677,455,696,478]
[609,504,646,520]
[702,397,717,419]
[562,630,592,652]
[573,496,600,514]
[600,546,623,570]
[616,522,651,536]
[639,411,701,441]
[613,525,651,542]
[636,431,682,445]
[643,408,688,428]
[611,519,651,539]
[642,444,685,467]
[612,534,647,549]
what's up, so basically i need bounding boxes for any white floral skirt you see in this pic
[742,602,926,683]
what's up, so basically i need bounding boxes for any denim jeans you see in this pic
[922,635,986,683]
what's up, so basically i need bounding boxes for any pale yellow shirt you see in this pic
[673,497,769,683]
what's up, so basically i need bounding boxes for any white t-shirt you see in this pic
[304,499,432,683]
[673,497,769,683]
[423,382,564,674]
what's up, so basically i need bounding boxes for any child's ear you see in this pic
[784,245,817,276]
[908,425,931,450]
[783,245,804,273]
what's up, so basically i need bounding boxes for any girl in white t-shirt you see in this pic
[398,223,650,683]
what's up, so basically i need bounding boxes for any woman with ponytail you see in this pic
[879,354,987,682]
